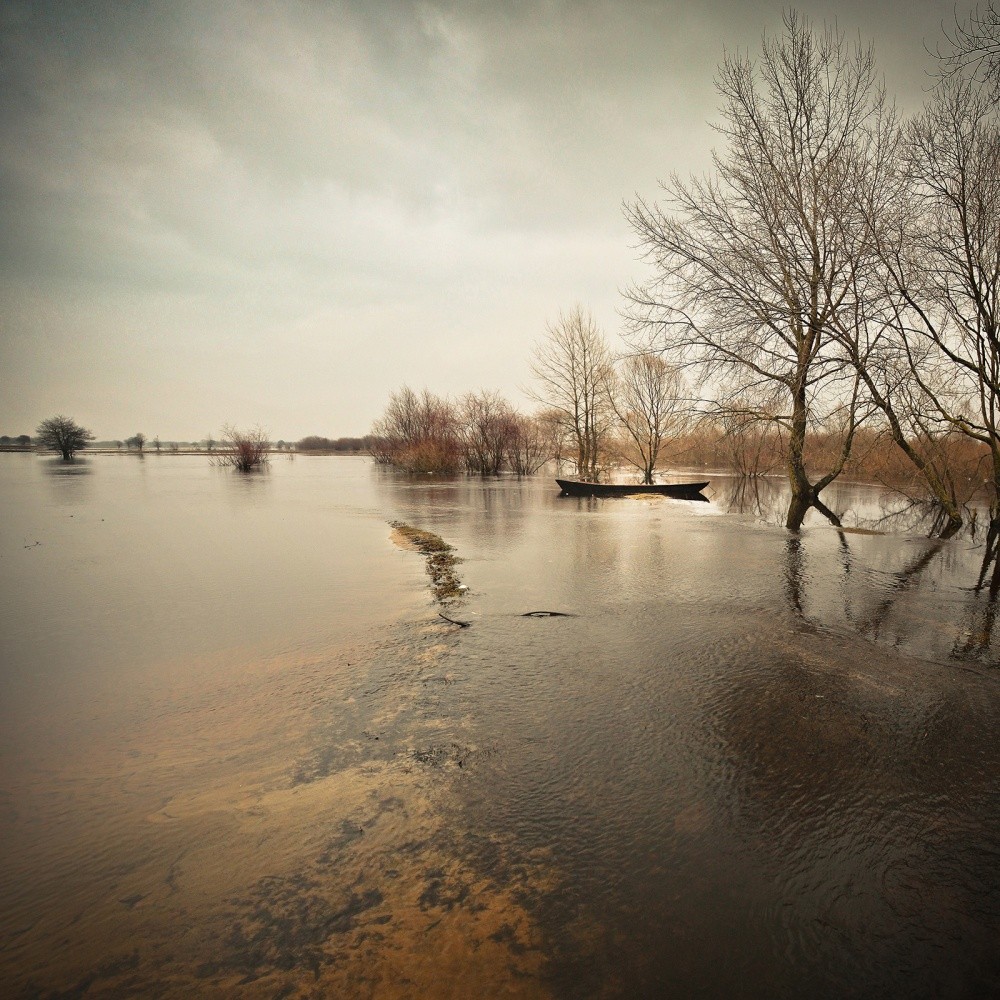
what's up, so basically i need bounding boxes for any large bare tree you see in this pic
[529,306,613,481]
[625,12,891,527]
[860,75,1000,520]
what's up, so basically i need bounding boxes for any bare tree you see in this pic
[625,12,891,527]
[528,306,613,481]
[608,354,690,483]
[860,75,1000,521]
[215,424,270,472]
[459,390,515,475]
[717,389,785,479]
[370,386,461,474]
[35,415,94,460]
[534,407,570,469]
[937,2,1000,101]
[505,413,550,476]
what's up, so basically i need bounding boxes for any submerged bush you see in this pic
[214,424,270,472]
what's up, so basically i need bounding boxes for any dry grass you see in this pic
[390,522,466,604]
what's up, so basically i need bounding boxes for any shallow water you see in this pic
[1,455,998,997]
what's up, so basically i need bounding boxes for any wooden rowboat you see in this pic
[556,478,710,499]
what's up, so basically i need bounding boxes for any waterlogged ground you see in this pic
[1,455,999,997]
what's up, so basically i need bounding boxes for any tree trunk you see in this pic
[785,382,813,529]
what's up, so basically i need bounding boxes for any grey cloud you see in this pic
[0,0,961,437]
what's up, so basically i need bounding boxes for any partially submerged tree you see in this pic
[215,424,270,472]
[505,413,550,476]
[625,12,891,526]
[529,306,613,481]
[35,415,95,460]
[370,386,462,474]
[459,390,516,476]
[849,74,1000,527]
[608,354,690,484]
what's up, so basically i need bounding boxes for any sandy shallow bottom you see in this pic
[0,620,561,999]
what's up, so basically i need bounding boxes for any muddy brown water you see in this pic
[1,454,998,998]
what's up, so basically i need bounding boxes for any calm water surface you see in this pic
[1,454,998,998]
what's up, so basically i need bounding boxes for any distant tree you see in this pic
[206,436,215,452]
[528,306,614,480]
[460,390,516,475]
[17,435,29,446]
[214,424,270,472]
[153,436,161,452]
[608,355,690,484]
[506,413,550,476]
[370,386,462,473]
[115,440,123,451]
[35,415,95,460]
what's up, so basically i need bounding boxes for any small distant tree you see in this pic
[215,424,270,472]
[35,415,95,460]
[153,436,161,452]
[17,435,29,446]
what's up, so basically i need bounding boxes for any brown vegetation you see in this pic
[371,386,548,477]
[214,424,270,473]
[297,435,372,452]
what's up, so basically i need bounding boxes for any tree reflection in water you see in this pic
[720,474,1000,664]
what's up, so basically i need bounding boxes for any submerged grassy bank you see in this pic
[389,522,465,604]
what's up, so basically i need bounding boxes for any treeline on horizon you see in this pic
[3,433,372,453]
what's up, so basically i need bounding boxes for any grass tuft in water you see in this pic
[390,522,466,604]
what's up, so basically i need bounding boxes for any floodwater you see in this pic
[1,454,998,998]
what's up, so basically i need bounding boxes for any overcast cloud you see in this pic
[1,0,958,439]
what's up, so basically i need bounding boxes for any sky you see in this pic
[0,0,962,440]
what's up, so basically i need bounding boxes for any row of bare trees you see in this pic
[370,386,552,476]
[371,310,693,484]
[621,10,1000,531]
[526,306,691,484]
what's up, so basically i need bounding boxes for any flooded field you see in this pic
[1,454,998,998]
